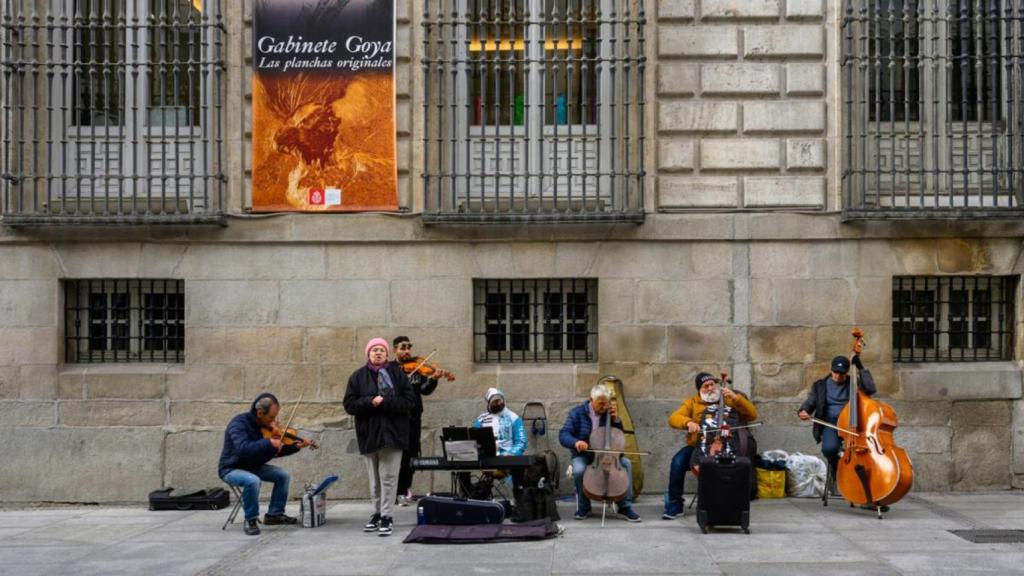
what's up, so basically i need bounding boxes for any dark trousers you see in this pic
[397,415,422,495]
[821,425,841,470]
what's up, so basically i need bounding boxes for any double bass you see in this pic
[835,328,913,516]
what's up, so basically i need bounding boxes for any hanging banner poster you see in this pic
[252,0,397,212]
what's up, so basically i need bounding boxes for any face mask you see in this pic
[488,402,504,414]
[700,390,721,404]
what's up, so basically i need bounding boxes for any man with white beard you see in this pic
[661,372,758,520]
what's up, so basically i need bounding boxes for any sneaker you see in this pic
[263,513,298,525]
[662,499,684,520]
[378,516,393,536]
[363,513,381,532]
[617,507,642,523]
[573,509,591,520]
[244,518,261,536]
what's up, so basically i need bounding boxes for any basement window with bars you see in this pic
[421,0,646,223]
[64,279,185,363]
[841,0,1024,216]
[474,279,597,362]
[1,0,226,224]
[892,276,1016,362]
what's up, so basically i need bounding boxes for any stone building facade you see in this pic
[1,0,1022,502]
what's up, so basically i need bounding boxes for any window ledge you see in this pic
[59,364,186,377]
[472,363,598,375]
[897,362,1022,401]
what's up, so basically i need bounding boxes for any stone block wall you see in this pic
[656,0,829,209]
[0,236,1021,501]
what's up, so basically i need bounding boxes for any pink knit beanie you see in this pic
[365,337,390,358]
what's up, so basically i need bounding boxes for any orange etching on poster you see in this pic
[251,71,397,212]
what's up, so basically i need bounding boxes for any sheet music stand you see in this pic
[441,427,497,497]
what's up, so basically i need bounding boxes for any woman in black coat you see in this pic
[343,337,415,537]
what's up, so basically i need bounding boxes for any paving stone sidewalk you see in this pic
[2,492,1024,575]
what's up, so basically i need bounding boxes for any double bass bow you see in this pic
[835,328,913,517]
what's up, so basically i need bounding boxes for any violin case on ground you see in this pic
[696,456,751,534]
[417,495,505,526]
[148,487,230,511]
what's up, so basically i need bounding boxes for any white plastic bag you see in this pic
[785,452,826,498]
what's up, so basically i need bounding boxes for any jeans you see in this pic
[222,464,291,521]
[663,445,695,513]
[571,455,634,513]
[821,426,842,469]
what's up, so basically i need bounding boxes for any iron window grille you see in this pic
[892,276,1016,361]
[474,278,597,362]
[422,0,646,223]
[1,0,226,225]
[64,279,184,363]
[841,0,1024,218]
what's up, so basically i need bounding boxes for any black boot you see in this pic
[244,518,261,536]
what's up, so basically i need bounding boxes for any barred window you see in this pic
[842,0,1024,215]
[892,276,1016,361]
[422,0,645,223]
[64,279,185,363]
[1,0,225,224]
[474,279,597,362]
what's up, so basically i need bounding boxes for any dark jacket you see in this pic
[343,364,416,455]
[217,394,299,479]
[388,360,438,417]
[799,368,877,443]
[559,400,624,465]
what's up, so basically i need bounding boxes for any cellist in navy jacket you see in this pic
[219,393,311,535]
[559,383,641,522]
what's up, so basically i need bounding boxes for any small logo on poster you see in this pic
[309,188,325,205]
[325,187,342,206]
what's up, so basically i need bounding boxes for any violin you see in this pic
[401,353,455,381]
[261,421,319,450]
[581,389,630,525]
[835,328,913,513]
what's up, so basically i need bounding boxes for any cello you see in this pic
[835,328,913,517]
[581,388,630,526]
[597,376,644,497]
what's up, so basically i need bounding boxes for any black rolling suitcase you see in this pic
[696,456,751,534]
[148,487,230,511]
[417,495,505,525]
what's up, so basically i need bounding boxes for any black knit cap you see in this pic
[831,356,850,374]
[695,372,716,390]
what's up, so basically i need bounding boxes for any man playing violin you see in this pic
[662,373,757,520]
[559,383,641,522]
[390,336,448,506]
[218,393,313,536]
[798,354,877,495]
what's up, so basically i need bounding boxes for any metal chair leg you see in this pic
[222,485,243,531]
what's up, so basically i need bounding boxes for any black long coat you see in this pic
[343,364,416,455]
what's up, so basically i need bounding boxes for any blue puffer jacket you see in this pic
[217,393,298,479]
[559,400,624,464]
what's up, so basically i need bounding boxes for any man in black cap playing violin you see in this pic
[798,354,877,494]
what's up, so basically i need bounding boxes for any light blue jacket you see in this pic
[473,408,527,456]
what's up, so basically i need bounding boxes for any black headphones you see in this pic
[522,401,547,436]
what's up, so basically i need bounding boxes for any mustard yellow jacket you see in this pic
[668,392,758,447]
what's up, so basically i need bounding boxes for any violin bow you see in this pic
[585,448,652,456]
[280,392,303,439]
[410,350,438,374]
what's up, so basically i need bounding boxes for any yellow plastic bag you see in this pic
[756,468,786,499]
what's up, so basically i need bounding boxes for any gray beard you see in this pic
[700,391,721,404]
